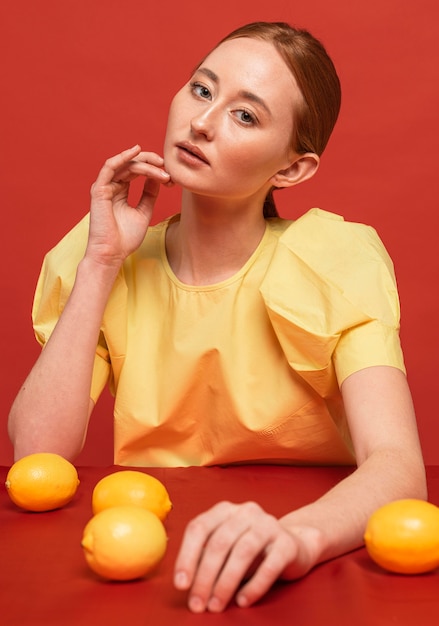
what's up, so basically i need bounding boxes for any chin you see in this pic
[163,153,182,185]
[165,167,187,190]
[163,161,199,192]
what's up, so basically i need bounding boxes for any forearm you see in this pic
[279,446,427,575]
[8,147,168,461]
[8,256,120,461]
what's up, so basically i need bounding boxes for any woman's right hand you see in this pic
[86,145,172,267]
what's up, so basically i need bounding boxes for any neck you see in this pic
[166,191,268,285]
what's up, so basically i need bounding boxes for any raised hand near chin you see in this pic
[86,145,172,267]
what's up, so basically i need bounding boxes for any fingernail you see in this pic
[236,593,249,608]
[188,595,205,613]
[207,596,222,612]
[174,571,188,589]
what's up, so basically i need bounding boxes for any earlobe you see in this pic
[270,153,320,189]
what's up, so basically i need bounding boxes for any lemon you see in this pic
[5,452,79,512]
[91,470,172,521]
[81,505,168,580]
[364,499,439,574]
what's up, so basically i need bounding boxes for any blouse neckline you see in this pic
[160,215,273,292]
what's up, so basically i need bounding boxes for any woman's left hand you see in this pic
[173,501,319,613]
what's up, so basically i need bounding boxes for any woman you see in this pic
[8,22,426,612]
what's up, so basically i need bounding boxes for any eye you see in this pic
[235,109,257,126]
[190,82,212,100]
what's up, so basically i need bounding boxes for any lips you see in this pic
[177,141,210,165]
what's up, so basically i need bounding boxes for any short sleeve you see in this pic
[32,215,111,403]
[260,209,405,391]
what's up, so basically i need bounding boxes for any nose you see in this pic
[190,106,215,140]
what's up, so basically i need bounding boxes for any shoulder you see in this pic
[45,214,90,260]
[37,215,91,293]
[261,208,400,331]
[129,215,176,265]
[280,208,394,275]
[139,214,175,245]
[44,213,175,264]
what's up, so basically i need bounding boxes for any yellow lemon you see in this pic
[5,452,79,512]
[81,505,167,580]
[364,499,439,574]
[91,470,172,521]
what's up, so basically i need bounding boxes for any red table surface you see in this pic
[1,464,439,626]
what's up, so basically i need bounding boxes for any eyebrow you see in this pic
[196,66,272,116]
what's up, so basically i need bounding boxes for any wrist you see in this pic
[78,254,122,284]
[279,520,328,574]
[78,253,123,278]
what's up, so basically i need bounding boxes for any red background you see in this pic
[1,0,437,466]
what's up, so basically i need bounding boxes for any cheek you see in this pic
[164,97,179,136]
[163,99,182,161]
[224,140,288,180]
[164,89,188,131]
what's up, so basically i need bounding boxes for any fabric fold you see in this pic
[260,208,404,392]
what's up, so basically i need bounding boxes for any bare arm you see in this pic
[174,366,426,613]
[8,146,171,461]
[278,366,426,565]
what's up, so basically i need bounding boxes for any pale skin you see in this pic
[8,37,426,612]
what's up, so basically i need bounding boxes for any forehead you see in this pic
[199,37,301,105]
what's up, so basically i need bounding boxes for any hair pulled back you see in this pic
[213,22,341,217]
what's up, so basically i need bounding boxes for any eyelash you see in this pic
[190,81,211,100]
[189,81,258,126]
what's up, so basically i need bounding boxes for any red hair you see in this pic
[211,22,342,216]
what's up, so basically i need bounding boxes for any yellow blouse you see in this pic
[33,209,405,467]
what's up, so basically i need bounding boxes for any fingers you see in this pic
[174,501,238,591]
[92,145,171,193]
[234,534,297,608]
[86,146,172,262]
[174,502,300,613]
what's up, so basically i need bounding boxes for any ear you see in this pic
[270,153,320,189]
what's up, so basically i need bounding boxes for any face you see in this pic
[163,37,303,203]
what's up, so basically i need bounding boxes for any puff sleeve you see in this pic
[260,209,405,394]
